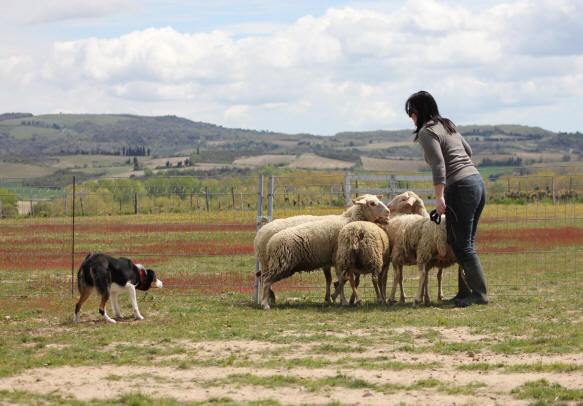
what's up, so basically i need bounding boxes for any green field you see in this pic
[0,199,582,404]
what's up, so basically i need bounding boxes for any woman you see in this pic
[405,90,488,307]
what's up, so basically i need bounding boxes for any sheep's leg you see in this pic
[388,263,401,305]
[437,267,444,301]
[261,280,273,310]
[349,274,360,305]
[398,266,407,304]
[423,270,431,305]
[331,267,349,306]
[379,264,389,303]
[347,270,362,305]
[323,266,332,304]
[413,263,427,308]
[269,288,276,304]
[391,263,407,304]
[371,272,384,304]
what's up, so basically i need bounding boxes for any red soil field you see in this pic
[477,226,583,252]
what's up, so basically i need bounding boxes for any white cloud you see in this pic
[1,0,582,133]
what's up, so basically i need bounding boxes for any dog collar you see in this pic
[138,268,146,288]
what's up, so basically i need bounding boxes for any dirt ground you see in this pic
[1,327,582,405]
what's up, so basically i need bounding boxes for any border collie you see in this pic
[74,253,163,323]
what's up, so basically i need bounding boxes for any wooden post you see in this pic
[205,187,210,212]
[134,192,139,214]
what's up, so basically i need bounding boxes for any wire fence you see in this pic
[1,169,582,302]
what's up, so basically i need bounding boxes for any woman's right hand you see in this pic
[435,195,446,215]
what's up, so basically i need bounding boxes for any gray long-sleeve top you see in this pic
[417,120,479,186]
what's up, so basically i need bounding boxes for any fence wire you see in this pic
[1,170,582,302]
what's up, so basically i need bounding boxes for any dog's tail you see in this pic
[77,253,95,293]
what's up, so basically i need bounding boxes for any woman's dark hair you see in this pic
[405,90,457,140]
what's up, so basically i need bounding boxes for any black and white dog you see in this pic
[74,253,163,323]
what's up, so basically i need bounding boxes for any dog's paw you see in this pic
[135,314,144,320]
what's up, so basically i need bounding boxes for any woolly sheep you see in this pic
[387,210,460,307]
[331,191,428,306]
[254,214,338,304]
[261,194,391,310]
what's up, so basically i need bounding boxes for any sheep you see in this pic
[260,194,391,310]
[387,210,461,307]
[332,221,389,305]
[331,191,428,306]
[254,214,339,304]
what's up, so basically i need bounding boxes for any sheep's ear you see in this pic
[352,198,366,206]
[407,196,417,206]
[376,195,383,200]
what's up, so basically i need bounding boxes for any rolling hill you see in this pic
[0,113,581,181]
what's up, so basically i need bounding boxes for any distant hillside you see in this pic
[0,113,580,166]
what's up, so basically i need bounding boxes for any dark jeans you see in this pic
[444,174,486,263]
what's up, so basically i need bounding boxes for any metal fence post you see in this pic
[344,172,351,205]
[71,176,76,297]
[254,175,264,304]
[267,176,274,222]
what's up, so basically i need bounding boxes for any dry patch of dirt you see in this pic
[233,154,296,167]
[361,156,425,172]
[2,330,582,405]
[289,153,354,169]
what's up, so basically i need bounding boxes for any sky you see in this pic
[0,0,581,135]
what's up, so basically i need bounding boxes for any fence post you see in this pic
[254,175,264,304]
[0,199,2,219]
[205,187,210,212]
[71,176,76,297]
[344,172,351,205]
[134,192,139,214]
[267,176,274,222]
[552,176,556,205]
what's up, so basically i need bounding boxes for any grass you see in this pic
[0,293,582,376]
[0,292,581,404]
[512,379,583,404]
[0,202,582,404]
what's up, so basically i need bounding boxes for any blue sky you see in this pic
[1,0,581,135]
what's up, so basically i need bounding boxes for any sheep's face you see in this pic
[387,191,424,214]
[353,194,391,223]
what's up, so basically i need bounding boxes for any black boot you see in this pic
[454,256,488,307]
[444,266,471,302]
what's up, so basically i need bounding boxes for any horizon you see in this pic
[3,111,570,136]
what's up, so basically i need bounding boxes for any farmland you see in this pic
[1,192,582,404]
